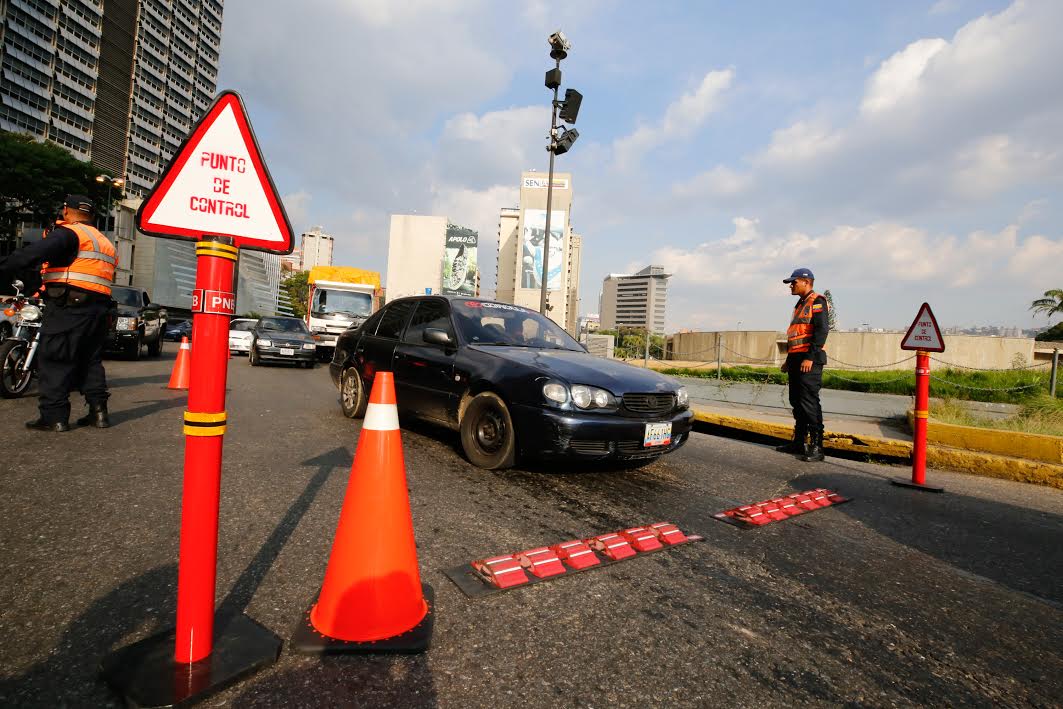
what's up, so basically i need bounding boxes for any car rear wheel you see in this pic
[340,367,367,418]
[147,329,163,357]
[460,392,516,470]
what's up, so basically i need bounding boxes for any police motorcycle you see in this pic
[0,280,43,398]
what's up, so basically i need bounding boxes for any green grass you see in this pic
[660,365,1053,404]
[931,396,1063,437]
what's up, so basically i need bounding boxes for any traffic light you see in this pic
[558,89,582,124]
[552,128,579,155]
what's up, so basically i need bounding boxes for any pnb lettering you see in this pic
[200,151,247,173]
[190,196,250,218]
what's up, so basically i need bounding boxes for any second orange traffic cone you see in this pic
[167,336,191,390]
[292,371,433,653]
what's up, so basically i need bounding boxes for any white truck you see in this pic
[306,266,381,361]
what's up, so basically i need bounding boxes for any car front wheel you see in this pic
[340,367,367,418]
[249,344,259,366]
[460,392,516,470]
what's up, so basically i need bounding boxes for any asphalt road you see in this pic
[1,350,1061,707]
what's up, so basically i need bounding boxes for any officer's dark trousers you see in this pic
[37,299,110,424]
[786,353,824,437]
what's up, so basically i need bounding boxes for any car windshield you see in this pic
[230,320,257,332]
[258,317,309,333]
[111,287,142,307]
[312,288,373,318]
[451,301,582,351]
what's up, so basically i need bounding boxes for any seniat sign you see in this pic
[136,90,294,254]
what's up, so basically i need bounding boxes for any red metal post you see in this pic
[911,350,930,485]
[175,237,238,664]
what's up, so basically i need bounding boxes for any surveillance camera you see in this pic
[548,31,571,52]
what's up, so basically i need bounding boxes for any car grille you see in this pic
[622,392,676,416]
[568,440,611,455]
[568,434,685,458]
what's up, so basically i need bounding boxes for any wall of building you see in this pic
[386,214,446,302]
[668,330,1040,370]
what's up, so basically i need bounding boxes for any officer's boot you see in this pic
[802,429,825,462]
[25,418,70,433]
[77,403,110,428]
[775,422,807,454]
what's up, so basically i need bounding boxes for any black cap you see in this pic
[64,194,95,214]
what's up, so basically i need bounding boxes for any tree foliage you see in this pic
[597,327,667,359]
[281,270,310,318]
[823,289,838,331]
[0,130,120,253]
[1034,321,1063,342]
[1030,289,1063,319]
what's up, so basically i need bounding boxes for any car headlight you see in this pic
[571,384,616,410]
[542,382,568,404]
[20,305,41,322]
[257,339,271,347]
[116,316,137,331]
[302,343,316,350]
[677,387,689,408]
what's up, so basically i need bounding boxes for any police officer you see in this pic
[776,267,829,462]
[0,195,117,432]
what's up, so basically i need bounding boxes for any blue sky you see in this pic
[217,0,1062,331]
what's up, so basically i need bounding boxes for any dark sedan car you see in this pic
[249,316,317,367]
[330,295,693,469]
[165,320,192,342]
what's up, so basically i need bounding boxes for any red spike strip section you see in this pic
[472,555,529,589]
[713,489,851,529]
[550,540,600,570]
[620,526,664,552]
[648,522,689,545]
[515,547,566,579]
[586,533,637,561]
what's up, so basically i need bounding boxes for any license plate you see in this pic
[279,347,295,356]
[643,422,672,447]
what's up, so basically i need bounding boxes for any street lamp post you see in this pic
[538,31,581,316]
[95,174,125,233]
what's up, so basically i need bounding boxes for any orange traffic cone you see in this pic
[293,371,433,653]
[167,337,191,390]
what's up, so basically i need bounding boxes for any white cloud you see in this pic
[860,38,947,116]
[613,69,734,169]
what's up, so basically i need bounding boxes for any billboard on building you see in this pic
[442,224,478,296]
[521,209,565,290]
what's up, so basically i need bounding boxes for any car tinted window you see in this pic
[374,301,416,340]
[259,317,309,333]
[361,309,385,335]
[230,320,256,332]
[451,300,582,350]
[111,287,141,307]
[404,300,453,344]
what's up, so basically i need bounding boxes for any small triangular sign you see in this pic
[900,302,945,352]
[136,90,293,254]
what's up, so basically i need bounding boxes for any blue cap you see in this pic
[783,267,814,283]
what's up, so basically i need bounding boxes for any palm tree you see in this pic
[1030,289,1063,318]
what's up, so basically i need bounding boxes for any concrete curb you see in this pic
[906,411,1063,464]
[692,408,1063,490]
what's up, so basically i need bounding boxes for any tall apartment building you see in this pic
[600,265,670,334]
[300,226,334,271]
[385,215,480,302]
[495,171,582,334]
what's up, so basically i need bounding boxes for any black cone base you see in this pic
[99,614,281,708]
[891,478,944,493]
[292,584,433,654]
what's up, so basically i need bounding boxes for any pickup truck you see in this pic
[106,285,167,359]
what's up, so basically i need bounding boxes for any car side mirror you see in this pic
[423,328,454,347]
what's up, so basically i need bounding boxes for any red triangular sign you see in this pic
[900,303,945,352]
[136,90,293,254]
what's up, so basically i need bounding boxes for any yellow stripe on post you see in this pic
[184,425,227,437]
[184,411,227,423]
[195,243,239,261]
[914,411,929,419]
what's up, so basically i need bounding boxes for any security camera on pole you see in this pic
[539,30,582,316]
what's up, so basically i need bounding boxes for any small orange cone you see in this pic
[293,371,433,652]
[167,336,191,390]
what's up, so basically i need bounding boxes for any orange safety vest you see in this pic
[786,291,826,354]
[41,221,117,295]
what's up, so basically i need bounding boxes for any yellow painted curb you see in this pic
[906,411,1063,464]
[692,408,1063,490]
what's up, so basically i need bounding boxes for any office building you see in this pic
[386,215,480,302]
[495,171,582,333]
[600,265,670,334]
[299,226,333,270]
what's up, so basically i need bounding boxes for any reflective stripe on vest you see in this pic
[41,222,117,295]
[786,291,823,354]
